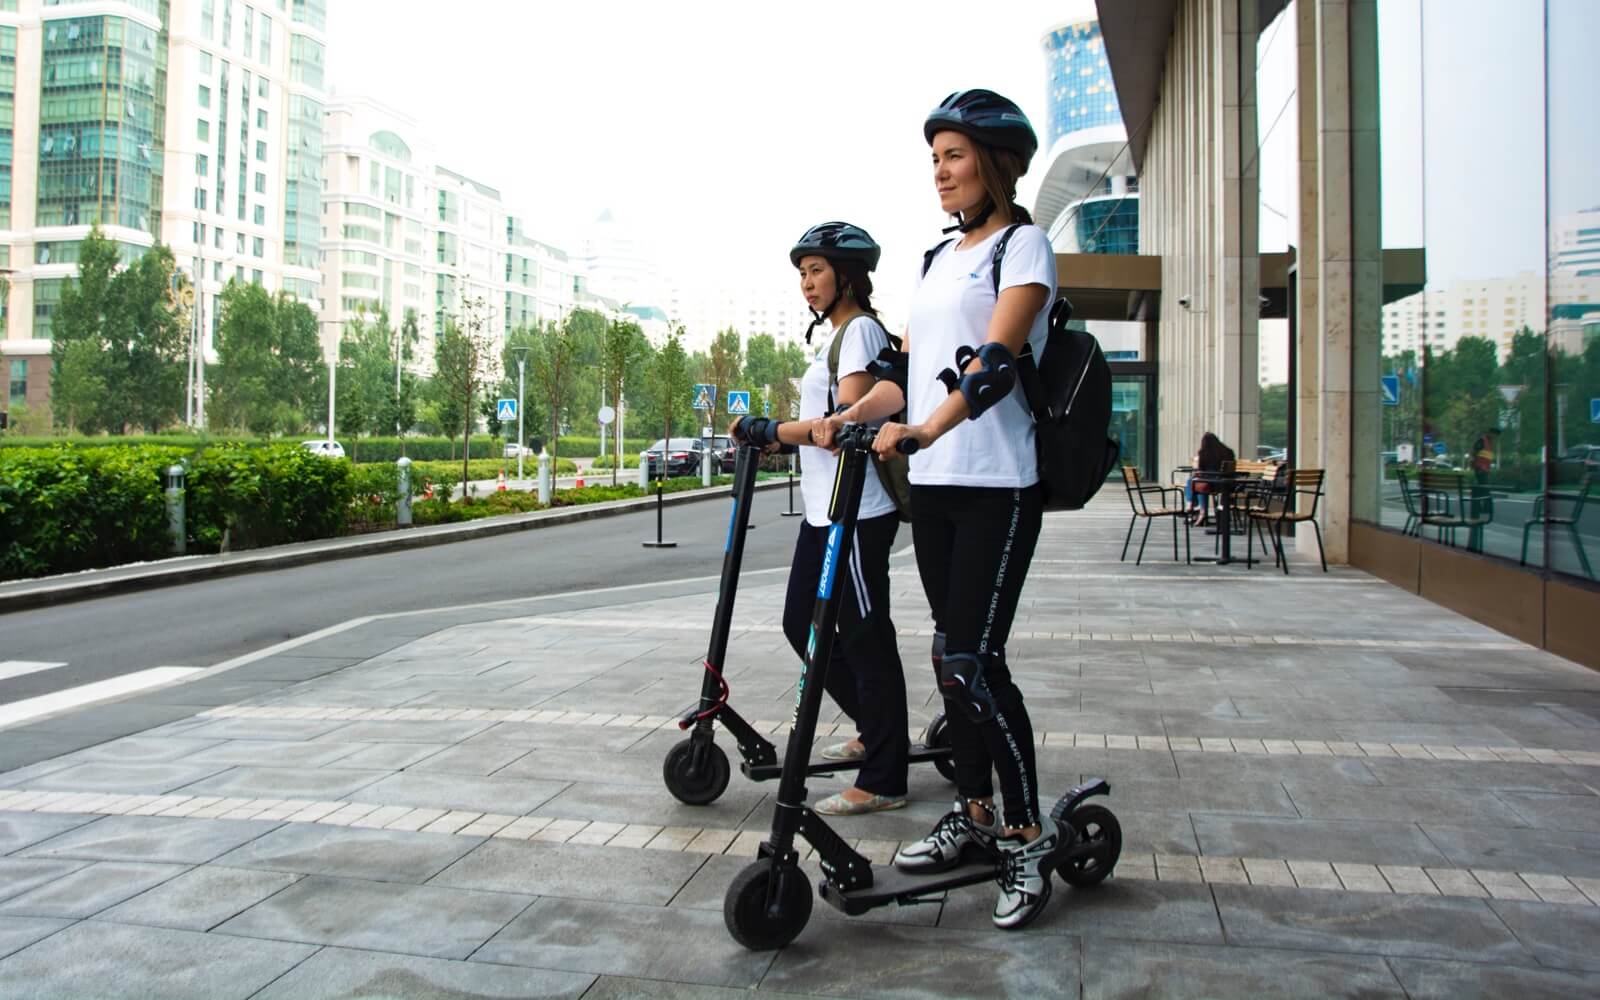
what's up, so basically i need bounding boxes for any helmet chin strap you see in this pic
[804,287,849,345]
[942,199,995,235]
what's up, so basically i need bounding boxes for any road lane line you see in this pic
[0,667,202,729]
[0,661,68,682]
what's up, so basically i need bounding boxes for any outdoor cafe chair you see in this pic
[1120,466,1191,566]
[1419,469,1493,553]
[1246,468,1328,574]
[1521,474,1594,579]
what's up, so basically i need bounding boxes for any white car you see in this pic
[503,443,533,458]
[302,439,346,459]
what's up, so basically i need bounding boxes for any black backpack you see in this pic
[921,225,1120,510]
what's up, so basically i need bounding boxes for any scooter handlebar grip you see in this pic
[897,438,920,455]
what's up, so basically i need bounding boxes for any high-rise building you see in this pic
[1033,3,1139,255]
[0,0,328,420]
[319,95,582,368]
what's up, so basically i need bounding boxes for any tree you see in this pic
[210,283,325,435]
[337,307,399,455]
[432,297,500,491]
[653,327,692,473]
[49,226,186,432]
[599,317,648,484]
[529,309,602,461]
[702,328,744,433]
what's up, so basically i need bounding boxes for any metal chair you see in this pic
[1522,475,1594,579]
[1120,466,1191,566]
[1246,469,1327,574]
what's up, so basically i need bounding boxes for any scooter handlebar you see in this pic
[896,437,920,455]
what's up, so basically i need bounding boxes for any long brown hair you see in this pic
[972,142,1035,227]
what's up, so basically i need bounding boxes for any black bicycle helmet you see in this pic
[923,89,1038,166]
[789,221,881,271]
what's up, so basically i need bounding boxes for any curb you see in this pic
[0,478,794,614]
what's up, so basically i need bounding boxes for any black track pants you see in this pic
[911,483,1043,829]
[781,513,910,797]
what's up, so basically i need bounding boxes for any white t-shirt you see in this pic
[798,315,898,527]
[906,224,1056,488]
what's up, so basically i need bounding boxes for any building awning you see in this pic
[1095,0,1291,171]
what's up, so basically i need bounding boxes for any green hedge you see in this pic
[552,436,651,459]
[0,434,263,451]
[342,436,504,463]
[589,454,641,469]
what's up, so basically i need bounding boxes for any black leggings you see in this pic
[911,483,1043,828]
[781,513,909,796]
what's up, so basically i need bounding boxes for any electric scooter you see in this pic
[662,442,955,805]
[722,425,1122,949]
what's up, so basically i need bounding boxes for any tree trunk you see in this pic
[460,389,472,498]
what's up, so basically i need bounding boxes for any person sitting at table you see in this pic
[1186,432,1235,526]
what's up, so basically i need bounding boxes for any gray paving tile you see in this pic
[1082,776,1299,818]
[326,742,450,770]
[1212,884,1531,963]
[215,874,531,959]
[492,745,665,785]
[233,655,366,682]
[0,810,98,854]
[176,740,371,769]
[534,779,769,831]
[353,771,568,815]
[671,854,941,928]
[760,919,1080,999]
[0,861,187,918]
[487,721,653,752]
[431,839,706,906]
[1486,899,1600,972]
[473,897,776,988]
[1191,815,1451,868]
[212,823,478,882]
[251,946,595,999]
[21,760,232,794]
[155,717,352,742]
[581,976,834,1000]
[1418,823,1600,878]
[1081,937,1406,999]
[1168,750,1380,785]
[0,917,70,961]
[62,736,225,764]
[1389,957,1600,999]
[21,815,282,865]
[175,765,390,801]
[98,865,301,931]
[318,720,496,744]
[1362,757,1597,794]
[1497,790,1600,832]
[940,876,1224,944]
[0,858,91,904]
[405,740,533,776]
[0,916,314,999]
[1282,782,1530,827]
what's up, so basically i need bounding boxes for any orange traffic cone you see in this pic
[576,477,585,488]
[497,469,507,491]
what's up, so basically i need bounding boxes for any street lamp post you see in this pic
[512,346,529,482]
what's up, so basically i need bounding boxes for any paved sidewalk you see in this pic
[1,497,1598,998]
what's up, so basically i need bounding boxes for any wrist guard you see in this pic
[936,343,1016,420]
[733,416,783,447]
[866,347,909,394]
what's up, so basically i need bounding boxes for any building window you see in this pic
[194,188,207,210]
[259,14,271,62]
[254,172,266,193]
[254,140,266,161]
[236,233,245,253]
[252,236,264,257]
[197,119,210,141]
[196,154,209,176]
[253,205,264,224]
[198,85,211,108]
[256,108,266,129]
[8,359,25,404]
[202,0,215,37]
[252,269,263,285]
[258,77,268,99]
[199,50,213,73]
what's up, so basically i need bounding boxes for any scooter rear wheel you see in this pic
[725,859,813,950]
[925,713,957,783]
[663,738,731,805]
[1058,804,1121,888]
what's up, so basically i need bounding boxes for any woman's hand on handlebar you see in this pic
[816,413,849,452]
[872,422,926,459]
[726,418,745,442]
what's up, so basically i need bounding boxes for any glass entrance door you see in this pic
[1110,369,1156,482]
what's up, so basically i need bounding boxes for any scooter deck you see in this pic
[741,742,950,782]
[818,858,999,916]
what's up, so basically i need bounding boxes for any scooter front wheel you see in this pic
[725,859,813,950]
[925,713,957,783]
[1058,804,1121,888]
[662,738,731,805]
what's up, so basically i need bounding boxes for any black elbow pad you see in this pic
[866,347,909,394]
[957,343,1017,419]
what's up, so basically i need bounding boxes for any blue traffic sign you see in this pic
[1381,374,1400,407]
[1591,398,1600,424]
[692,384,715,411]
[727,391,750,415]
[496,398,517,421]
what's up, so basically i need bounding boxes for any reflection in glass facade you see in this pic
[1042,22,1119,144]
[1075,198,1138,256]
[0,26,13,229]
[1367,0,1600,585]
[283,93,322,269]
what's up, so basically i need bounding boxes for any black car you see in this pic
[641,438,711,478]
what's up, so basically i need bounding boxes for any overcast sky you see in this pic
[326,0,1074,326]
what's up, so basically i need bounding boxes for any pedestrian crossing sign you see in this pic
[497,399,517,421]
[727,391,750,415]
[692,384,716,410]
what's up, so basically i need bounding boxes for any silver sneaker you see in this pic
[992,816,1060,930]
[893,799,998,873]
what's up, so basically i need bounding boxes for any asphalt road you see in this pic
[0,492,808,705]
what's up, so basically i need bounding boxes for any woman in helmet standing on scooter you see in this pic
[826,90,1059,929]
[729,222,910,816]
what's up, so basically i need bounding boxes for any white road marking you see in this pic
[0,667,203,729]
[0,661,68,682]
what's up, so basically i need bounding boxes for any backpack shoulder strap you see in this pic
[990,223,1025,295]
[920,239,954,278]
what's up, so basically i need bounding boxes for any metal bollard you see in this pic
[638,454,648,491]
[165,464,186,554]
[537,449,552,505]
[396,456,412,527]
[701,437,712,487]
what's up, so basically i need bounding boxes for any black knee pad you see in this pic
[939,651,997,724]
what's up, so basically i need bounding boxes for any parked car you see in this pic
[301,439,345,459]
[709,434,737,472]
[641,438,710,478]
[503,443,533,459]
[1557,443,1600,479]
